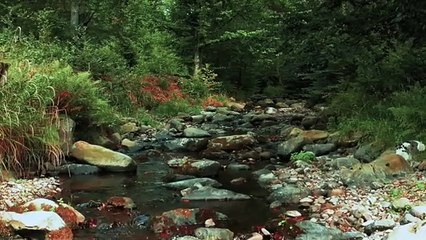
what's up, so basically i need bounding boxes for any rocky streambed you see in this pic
[2,97,426,239]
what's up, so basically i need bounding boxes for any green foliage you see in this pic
[389,188,403,199]
[290,151,316,163]
[180,65,220,99]
[72,40,127,79]
[415,182,426,191]
[0,35,118,176]
[153,100,201,118]
[262,85,286,98]
[133,109,160,127]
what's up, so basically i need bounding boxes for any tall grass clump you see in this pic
[0,34,117,177]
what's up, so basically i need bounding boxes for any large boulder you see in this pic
[0,211,66,231]
[277,135,305,157]
[387,222,426,240]
[268,184,310,204]
[303,143,336,156]
[341,152,412,186]
[207,134,257,151]
[164,178,221,190]
[70,141,136,172]
[354,142,385,163]
[182,186,251,201]
[167,158,221,177]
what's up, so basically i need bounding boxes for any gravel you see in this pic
[0,177,61,210]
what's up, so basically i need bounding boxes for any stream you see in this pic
[60,154,274,239]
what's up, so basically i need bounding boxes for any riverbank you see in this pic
[0,177,61,210]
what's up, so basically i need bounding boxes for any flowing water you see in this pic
[60,154,274,239]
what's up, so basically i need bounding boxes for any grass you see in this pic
[0,41,118,176]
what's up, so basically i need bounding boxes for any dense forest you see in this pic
[0,0,426,173]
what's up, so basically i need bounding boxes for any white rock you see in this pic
[0,211,66,231]
[285,210,302,217]
[387,222,426,240]
[410,206,426,219]
[22,198,58,210]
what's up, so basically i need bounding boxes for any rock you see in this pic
[268,185,310,204]
[288,128,328,142]
[106,196,136,209]
[164,178,222,190]
[326,157,360,169]
[410,206,426,219]
[258,173,278,187]
[194,227,234,240]
[120,122,140,134]
[192,115,205,124]
[303,143,336,156]
[364,219,396,234]
[258,98,275,107]
[265,107,277,114]
[205,106,217,112]
[132,214,151,229]
[275,102,289,108]
[226,163,250,171]
[295,221,364,240]
[182,186,251,201]
[22,198,58,210]
[151,208,227,234]
[354,143,384,163]
[277,135,305,157]
[270,201,282,209]
[230,177,246,185]
[417,161,426,170]
[250,114,278,124]
[402,213,422,224]
[58,115,75,155]
[175,237,201,240]
[301,116,318,130]
[54,163,100,176]
[387,222,426,240]
[167,158,220,177]
[208,134,257,151]
[70,141,136,172]
[169,118,185,131]
[285,210,302,217]
[0,211,66,231]
[163,138,208,152]
[121,138,137,148]
[56,203,85,226]
[184,127,211,138]
[342,153,412,186]
[392,198,412,210]
[252,168,272,178]
[190,160,221,177]
[212,113,234,123]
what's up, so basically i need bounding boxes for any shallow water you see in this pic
[60,156,274,239]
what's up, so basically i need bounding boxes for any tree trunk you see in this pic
[70,0,80,28]
[193,31,201,77]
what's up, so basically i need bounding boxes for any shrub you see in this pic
[153,99,201,118]
[180,65,221,99]
[0,59,117,177]
[290,151,316,163]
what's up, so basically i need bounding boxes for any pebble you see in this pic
[285,210,302,217]
[0,177,60,210]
